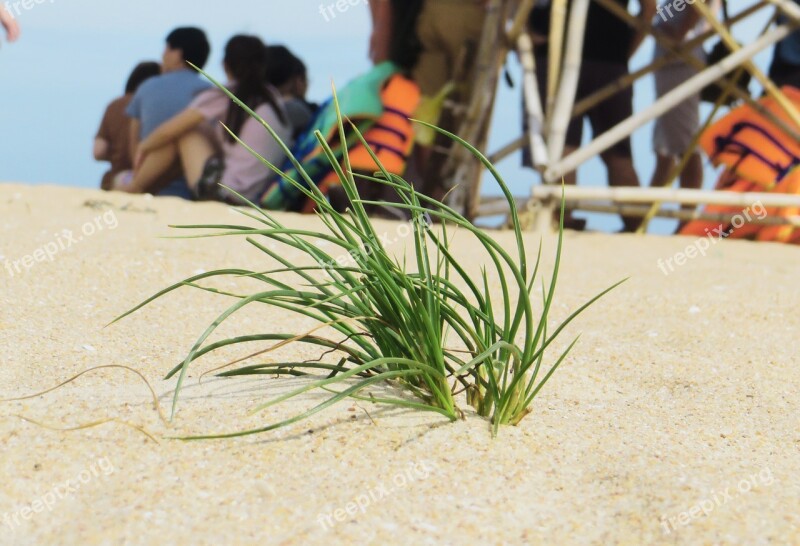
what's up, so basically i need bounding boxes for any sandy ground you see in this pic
[0,183,797,546]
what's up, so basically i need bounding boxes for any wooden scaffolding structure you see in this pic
[437,0,800,232]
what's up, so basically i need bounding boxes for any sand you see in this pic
[0,183,797,546]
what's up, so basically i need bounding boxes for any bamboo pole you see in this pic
[476,195,800,227]
[444,0,539,217]
[546,0,590,173]
[691,0,800,129]
[545,0,568,130]
[441,0,506,215]
[507,0,536,42]
[547,202,800,227]
[764,0,800,22]
[544,24,797,183]
[518,31,548,168]
[530,184,800,208]
[488,135,527,164]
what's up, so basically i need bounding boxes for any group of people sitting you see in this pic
[94,28,316,204]
[91,1,800,228]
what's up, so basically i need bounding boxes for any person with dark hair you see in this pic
[124,26,212,198]
[0,4,20,46]
[164,27,211,69]
[127,35,292,204]
[265,45,317,139]
[94,61,161,190]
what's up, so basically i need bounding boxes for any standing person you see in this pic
[369,0,486,202]
[0,4,20,45]
[125,27,212,199]
[94,62,161,190]
[650,0,721,228]
[128,35,292,204]
[529,0,657,232]
[768,0,800,90]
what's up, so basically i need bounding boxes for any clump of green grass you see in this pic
[115,73,622,439]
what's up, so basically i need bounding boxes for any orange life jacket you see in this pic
[682,87,800,243]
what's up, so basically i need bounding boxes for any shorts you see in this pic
[534,57,633,157]
[412,0,485,97]
[653,61,701,156]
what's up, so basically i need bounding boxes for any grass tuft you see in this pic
[115,71,623,438]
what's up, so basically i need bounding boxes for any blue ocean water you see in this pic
[0,0,775,234]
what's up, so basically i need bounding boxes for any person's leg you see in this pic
[586,61,641,231]
[601,151,641,232]
[177,130,218,188]
[680,152,703,192]
[130,144,178,194]
[650,153,675,188]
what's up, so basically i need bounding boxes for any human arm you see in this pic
[134,108,205,168]
[128,118,141,166]
[630,0,658,58]
[94,105,112,161]
[369,0,393,64]
[93,138,110,161]
[0,5,20,44]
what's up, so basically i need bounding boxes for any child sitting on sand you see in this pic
[128,35,292,203]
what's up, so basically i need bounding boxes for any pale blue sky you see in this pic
[0,0,775,232]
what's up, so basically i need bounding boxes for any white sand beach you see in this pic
[0,183,798,545]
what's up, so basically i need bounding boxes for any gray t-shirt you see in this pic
[127,69,211,138]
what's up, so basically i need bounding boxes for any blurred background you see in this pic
[0,0,775,233]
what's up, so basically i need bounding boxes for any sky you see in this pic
[0,0,777,233]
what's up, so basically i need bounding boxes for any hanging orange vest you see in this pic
[681,87,800,243]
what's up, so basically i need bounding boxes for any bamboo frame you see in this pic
[593,0,800,143]
[572,2,768,118]
[430,0,800,234]
[545,24,797,183]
